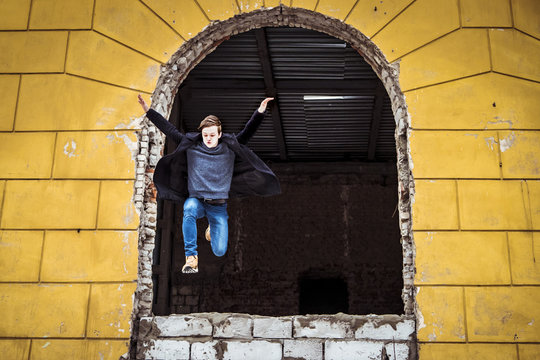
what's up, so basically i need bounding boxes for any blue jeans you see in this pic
[182,197,229,257]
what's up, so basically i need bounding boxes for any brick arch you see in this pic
[131,5,415,359]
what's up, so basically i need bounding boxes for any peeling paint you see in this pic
[42,341,50,348]
[499,132,516,153]
[415,287,426,333]
[484,136,497,151]
[487,118,513,129]
[63,140,77,158]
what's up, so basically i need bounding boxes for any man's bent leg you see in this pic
[182,197,205,256]
[205,203,229,257]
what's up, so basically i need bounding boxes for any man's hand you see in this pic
[138,94,150,113]
[258,97,274,113]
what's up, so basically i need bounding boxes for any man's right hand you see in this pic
[138,94,150,113]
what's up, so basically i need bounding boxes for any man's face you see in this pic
[202,125,222,148]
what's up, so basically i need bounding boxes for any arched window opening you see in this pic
[151,27,403,317]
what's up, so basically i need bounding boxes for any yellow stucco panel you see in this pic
[406,73,540,130]
[409,131,500,178]
[0,75,20,131]
[416,286,466,342]
[0,283,89,337]
[0,340,30,360]
[0,0,30,29]
[460,0,512,27]
[0,133,56,178]
[519,344,540,360]
[141,0,209,40]
[237,1,264,13]
[528,180,540,229]
[399,29,490,91]
[465,286,540,342]
[197,0,239,21]
[316,0,357,20]
[66,31,160,92]
[53,131,137,179]
[41,231,138,282]
[16,74,143,131]
[418,343,518,360]
[29,0,93,29]
[1,180,100,229]
[265,0,284,8]
[415,231,511,285]
[291,0,318,10]
[87,283,137,338]
[98,181,139,229]
[0,31,68,73]
[0,231,43,282]
[346,0,413,38]
[371,0,459,62]
[512,0,540,39]
[412,180,459,230]
[508,232,540,284]
[490,28,540,82]
[30,340,129,360]
[499,131,540,178]
[458,180,529,230]
[94,0,183,63]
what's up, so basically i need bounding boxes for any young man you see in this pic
[138,95,280,273]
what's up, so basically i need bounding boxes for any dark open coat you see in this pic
[146,109,281,202]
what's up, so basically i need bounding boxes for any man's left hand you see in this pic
[258,97,274,113]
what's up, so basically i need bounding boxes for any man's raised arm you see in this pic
[236,97,274,145]
[138,94,184,144]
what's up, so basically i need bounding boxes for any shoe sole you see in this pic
[182,266,198,274]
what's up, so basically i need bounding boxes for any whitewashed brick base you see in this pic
[137,314,415,360]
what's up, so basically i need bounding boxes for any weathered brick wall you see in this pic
[1,1,538,359]
[170,170,403,316]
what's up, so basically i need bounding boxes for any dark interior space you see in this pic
[151,27,403,316]
[299,275,349,315]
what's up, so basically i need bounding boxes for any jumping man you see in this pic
[138,95,280,273]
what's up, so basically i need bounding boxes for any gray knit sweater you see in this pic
[186,141,235,199]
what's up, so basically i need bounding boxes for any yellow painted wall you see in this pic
[0,0,538,359]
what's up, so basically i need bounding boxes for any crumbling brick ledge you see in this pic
[137,313,416,360]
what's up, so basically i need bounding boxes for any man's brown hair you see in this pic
[198,115,222,133]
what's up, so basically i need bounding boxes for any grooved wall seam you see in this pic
[455,180,462,230]
[376,18,461,63]
[401,70,492,93]
[462,286,468,342]
[84,284,92,337]
[37,231,46,282]
[364,0,417,39]
[91,29,164,64]
[11,75,23,132]
[496,131,503,180]
[508,0,515,29]
[26,0,34,30]
[457,0,463,28]
[342,0,360,22]
[63,31,71,73]
[95,181,103,229]
[91,0,97,30]
[193,0,212,22]
[138,0,186,41]
[487,29,494,71]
